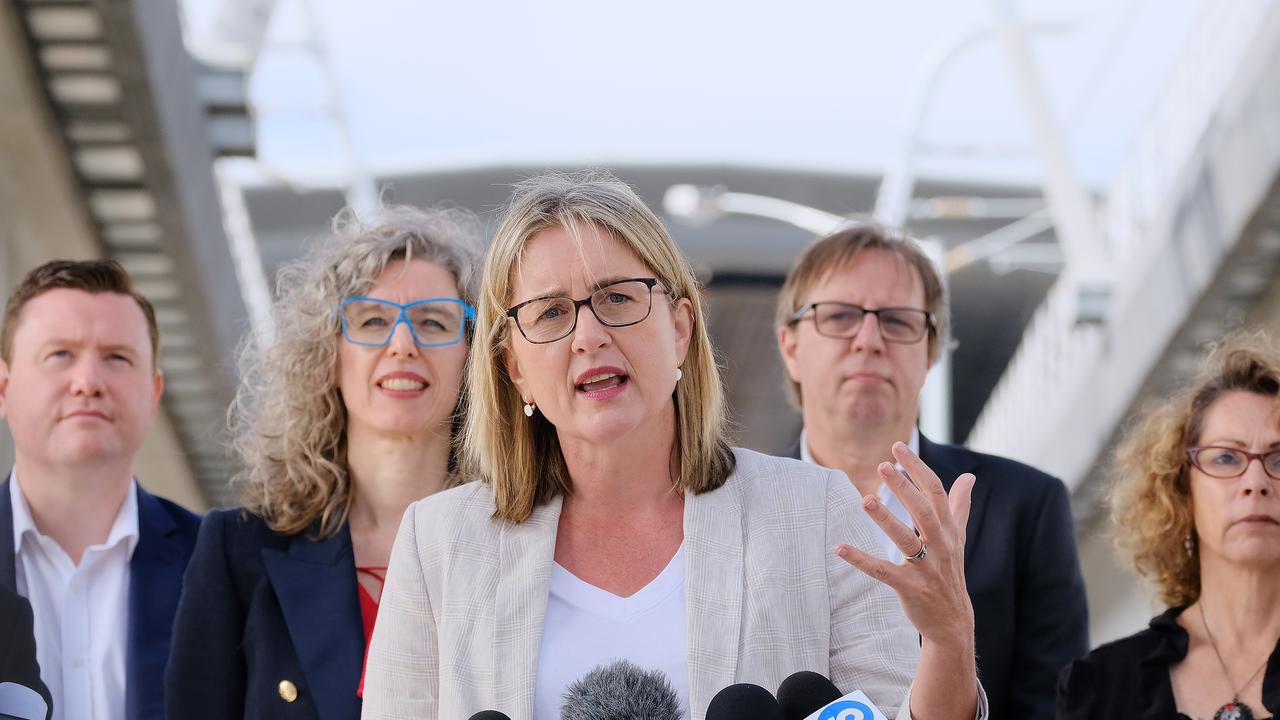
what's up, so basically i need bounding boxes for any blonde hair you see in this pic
[1110,328,1280,606]
[464,170,735,522]
[233,205,482,537]
[776,225,949,407]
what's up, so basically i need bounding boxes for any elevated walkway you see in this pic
[967,0,1280,641]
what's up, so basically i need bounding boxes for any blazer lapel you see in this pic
[0,476,15,591]
[494,496,560,718]
[127,486,183,720]
[684,480,745,716]
[260,523,364,720]
[918,435,987,566]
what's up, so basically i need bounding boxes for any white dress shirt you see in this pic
[799,428,920,564]
[10,474,137,720]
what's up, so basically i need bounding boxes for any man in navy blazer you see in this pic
[0,260,200,720]
[776,227,1088,719]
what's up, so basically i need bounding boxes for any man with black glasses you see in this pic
[775,226,1088,720]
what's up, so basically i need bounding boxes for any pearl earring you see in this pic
[675,368,683,382]
[523,403,535,418]
[1184,533,1195,558]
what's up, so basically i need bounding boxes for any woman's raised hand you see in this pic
[836,441,976,649]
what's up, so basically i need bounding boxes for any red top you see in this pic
[355,566,387,698]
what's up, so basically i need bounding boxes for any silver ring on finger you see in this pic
[905,541,927,563]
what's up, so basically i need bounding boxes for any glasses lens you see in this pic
[516,297,576,343]
[813,303,866,338]
[1194,447,1248,478]
[342,300,399,345]
[878,309,929,343]
[590,280,654,327]
[1265,451,1280,479]
[407,301,465,346]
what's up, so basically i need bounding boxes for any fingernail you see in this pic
[835,546,849,558]
[863,496,879,511]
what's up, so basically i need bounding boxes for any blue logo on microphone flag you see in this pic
[804,691,887,720]
[819,700,876,720]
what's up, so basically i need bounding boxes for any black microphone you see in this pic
[466,712,512,720]
[560,659,681,720]
[705,683,783,720]
[776,671,842,720]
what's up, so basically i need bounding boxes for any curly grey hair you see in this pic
[232,204,483,537]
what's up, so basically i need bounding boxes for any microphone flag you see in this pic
[803,690,888,720]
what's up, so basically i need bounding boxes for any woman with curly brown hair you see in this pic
[1058,330,1280,720]
[165,205,481,720]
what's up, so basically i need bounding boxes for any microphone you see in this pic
[560,659,681,720]
[777,671,841,719]
[0,682,48,720]
[776,672,888,720]
[466,713,512,720]
[705,683,783,720]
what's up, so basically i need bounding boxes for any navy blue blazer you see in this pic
[165,509,365,720]
[0,477,200,720]
[790,434,1089,720]
[1,584,52,718]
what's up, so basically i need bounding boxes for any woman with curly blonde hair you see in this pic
[166,205,481,720]
[1059,329,1280,720]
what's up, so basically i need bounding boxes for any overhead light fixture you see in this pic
[75,146,145,181]
[132,277,182,302]
[39,44,111,71]
[161,354,208,375]
[66,119,131,143]
[89,190,155,222]
[151,306,189,328]
[49,74,122,105]
[159,331,196,351]
[26,7,102,41]
[163,375,212,395]
[103,221,161,246]
[114,251,175,276]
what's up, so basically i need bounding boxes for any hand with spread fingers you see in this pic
[836,441,981,720]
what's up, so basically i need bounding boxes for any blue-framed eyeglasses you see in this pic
[339,297,475,348]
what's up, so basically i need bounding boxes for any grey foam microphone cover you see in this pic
[560,659,682,720]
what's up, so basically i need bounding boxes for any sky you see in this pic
[180,0,1207,190]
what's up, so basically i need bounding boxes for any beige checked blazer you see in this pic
[361,448,919,720]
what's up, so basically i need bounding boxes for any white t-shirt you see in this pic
[532,545,689,720]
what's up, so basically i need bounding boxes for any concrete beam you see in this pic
[0,1,206,511]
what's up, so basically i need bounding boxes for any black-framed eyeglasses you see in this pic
[339,297,474,348]
[506,277,665,344]
[791,302,936,344]
[1187,446,1280,480]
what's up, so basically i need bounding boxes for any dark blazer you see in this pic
[1058,606,1279,719]
[165,509,365,720]
[0,584,52,718]
[0,477,200,720]
[790,434,1089,719]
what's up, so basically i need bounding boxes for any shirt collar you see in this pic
[799,427,921,466]
[9,470,141,560]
